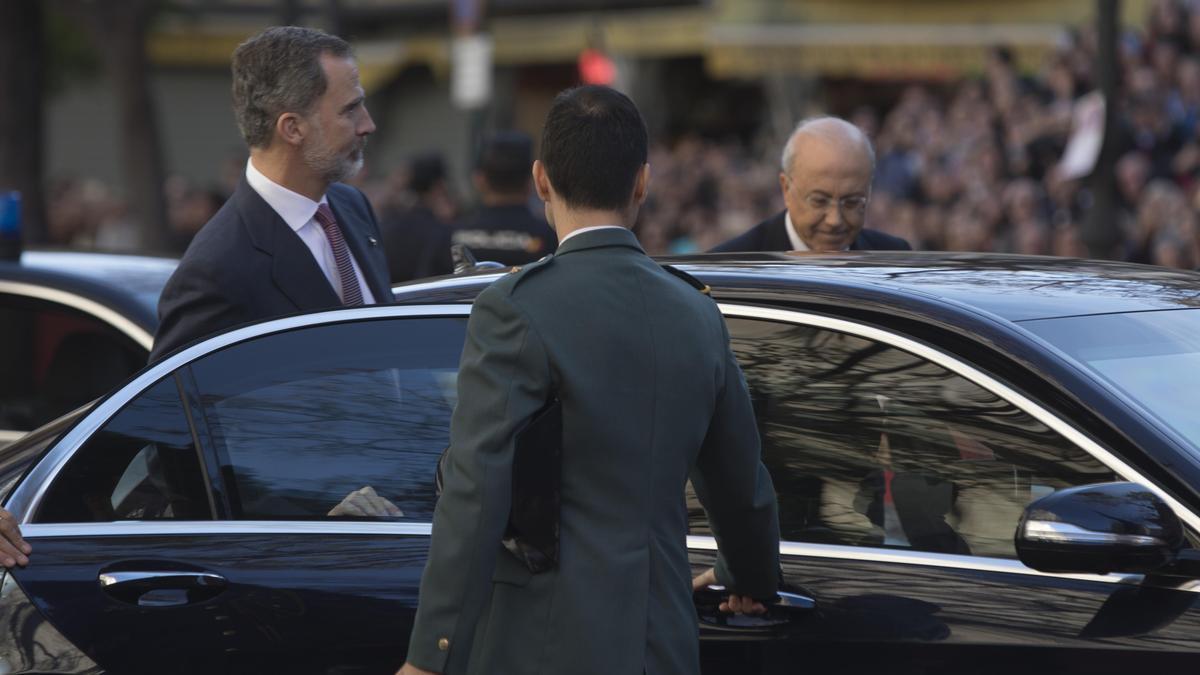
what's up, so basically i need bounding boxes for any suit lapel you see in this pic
[235,177,341,311]
[766,212,793,251]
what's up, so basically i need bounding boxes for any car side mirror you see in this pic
[1015,481,1185,575]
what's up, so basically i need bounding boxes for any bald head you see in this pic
[780,117,875,176]
[778,116,876,252]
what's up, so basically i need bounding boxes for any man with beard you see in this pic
[150,26,392,362]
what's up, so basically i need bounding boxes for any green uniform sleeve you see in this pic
[691,331,781,600]
[406,283,552,672]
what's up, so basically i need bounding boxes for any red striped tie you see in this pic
[314,204,364,306]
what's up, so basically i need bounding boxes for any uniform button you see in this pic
[438,638,450,651]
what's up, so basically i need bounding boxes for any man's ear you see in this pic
[276,112,306,147]
[632,163,650,206]
[532,160,554,202]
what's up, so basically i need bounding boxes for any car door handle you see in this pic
[99,570,228,607]
[695,585,816,634]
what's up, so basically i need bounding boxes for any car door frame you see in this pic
[693,302,1200,669]
[0,280,154,446]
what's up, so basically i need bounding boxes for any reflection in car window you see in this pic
[190,318,466,521]
[688,318,1115,559]
[36,376,210,522]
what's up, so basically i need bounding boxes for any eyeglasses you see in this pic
[803,193,869,214]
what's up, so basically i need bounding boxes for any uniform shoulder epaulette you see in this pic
[660,263,711,296]
[504,254,556,291]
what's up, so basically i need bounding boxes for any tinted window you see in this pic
[0,294,145,431]
[36,376,210,522]
[689,318,1115,559]
[190,317,466,521]
[1023,309,1200,457]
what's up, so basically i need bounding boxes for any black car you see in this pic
[0,251,176,446]
[2,251,1200,674]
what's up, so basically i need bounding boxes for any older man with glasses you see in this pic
[712,116,911,253]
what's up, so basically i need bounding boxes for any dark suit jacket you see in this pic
[150,177,393,362]
[451,203,557,267]
[379,205,454,284]
[407,227,780,675]
[711,210,911,252]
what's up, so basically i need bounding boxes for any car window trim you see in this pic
[717,303,1200,537]
[0,280,154,350]
[683,535,1200,592]
[17,520,1199,594]
[6,304,473,523]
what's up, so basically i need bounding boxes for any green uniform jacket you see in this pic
[407,227,780,675]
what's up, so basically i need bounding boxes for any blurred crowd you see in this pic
[636,0,1200,267]
[39,0,1200,270]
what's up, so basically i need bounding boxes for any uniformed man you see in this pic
[398,85,780,675]
[452,131,557,266]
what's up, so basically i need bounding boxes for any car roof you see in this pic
[0,251,177,336]
[660,251,1200,322]
[395,251,1200,323]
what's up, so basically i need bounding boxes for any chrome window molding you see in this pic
[682,535,1188,590]
[0,280,153,350]
[392,273,504,297]
[21,521,433,538]
[6,304,472,522]
[717,304,1200,537]
[0,430,27,444]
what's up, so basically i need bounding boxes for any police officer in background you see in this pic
[452,131,557,266]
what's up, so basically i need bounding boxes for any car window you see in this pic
[35,375,210,522]
[189,317,466,522]
[0,293,145,432]
[688,317,1116,559]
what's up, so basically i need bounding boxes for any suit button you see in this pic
[438,638,450,651]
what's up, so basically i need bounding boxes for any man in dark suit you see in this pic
[399,86,780,675]
[379,153,455,284]
[150,26,393,362]
[712,116,911,253]
[452,131,557,266]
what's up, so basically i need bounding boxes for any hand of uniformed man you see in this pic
[396,662,438,675]
[691,567,767,615]
[327,486,404,517]
[0,507,31,568]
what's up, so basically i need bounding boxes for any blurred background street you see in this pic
[2,0,1197,267]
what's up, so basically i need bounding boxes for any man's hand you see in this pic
[0,507,31,568]
[327,486,404,518]
[396,663,438,675]
[691,567,767,615]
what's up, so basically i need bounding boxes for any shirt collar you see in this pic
[784,211,810,252]
[558,224,626,246]
[245,159,327,232]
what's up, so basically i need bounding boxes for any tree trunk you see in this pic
[58,0,168,253]
[0,0,47,246]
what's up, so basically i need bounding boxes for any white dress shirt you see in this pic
[245,160,376,304]
[784,212,810,252]
[559,225,627,246]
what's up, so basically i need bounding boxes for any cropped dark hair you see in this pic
[477,131,534,194]
[540,86,648,211]
[231,26,351,149]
